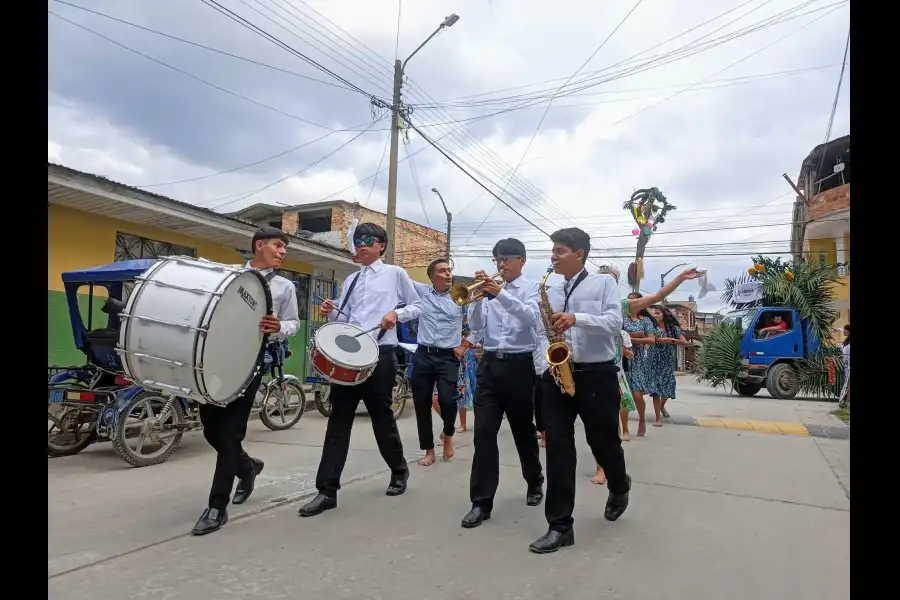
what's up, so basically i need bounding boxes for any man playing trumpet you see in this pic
[460,238,545,530]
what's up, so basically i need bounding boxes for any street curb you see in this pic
[628,413,849,440]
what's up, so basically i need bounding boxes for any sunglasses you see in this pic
[353,236,384,248]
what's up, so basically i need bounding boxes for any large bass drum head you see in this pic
[202,270,271,404]
[316,322,379,368]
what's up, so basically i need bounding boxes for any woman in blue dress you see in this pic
[622,293,658,439]
[647,305,687,427]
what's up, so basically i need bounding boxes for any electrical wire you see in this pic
[403,137,432,227]
[135,117,383,188]
[49,1,360,93]
[48,9,360,131]
[202,117,386,210]
[460,0,645,247]
[812,25,850,198]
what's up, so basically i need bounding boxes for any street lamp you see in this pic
[385,14,461,265]
[660,263,688,291]
[431,187,452,259]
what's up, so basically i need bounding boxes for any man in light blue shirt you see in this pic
[410,258,477,467]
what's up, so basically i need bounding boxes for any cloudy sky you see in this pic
[48,0,850,311]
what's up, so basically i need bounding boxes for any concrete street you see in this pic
[49,378,850,599]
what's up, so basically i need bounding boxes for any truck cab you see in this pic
[723,307,820,399]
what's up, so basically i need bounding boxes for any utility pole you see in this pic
[431,187,451,258]
[384,14,460,265]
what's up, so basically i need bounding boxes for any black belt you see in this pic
[484,350,532,361]
[417,344,454,354]
[572,360,616,372]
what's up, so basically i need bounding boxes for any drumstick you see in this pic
[353,324,384,338]
[314,295,350,318]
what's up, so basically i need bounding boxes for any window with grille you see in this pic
[115,232,196,262]
[115,232,196,298]
[275,268,311,320]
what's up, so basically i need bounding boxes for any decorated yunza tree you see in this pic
[695,255,846,398]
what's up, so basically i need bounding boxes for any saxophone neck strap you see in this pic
[562,270,588,313]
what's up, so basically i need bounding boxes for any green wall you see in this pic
[48,290,309,378]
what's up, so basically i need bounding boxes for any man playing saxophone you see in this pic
[460,238,545,530]
[529,227,630,555]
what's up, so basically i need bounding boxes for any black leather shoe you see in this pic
[526,482,544,507]
[605,474,632,522]
[191,508,228,536]
[298,493,337,517]
[386,470,409,496]
[461,506,491,529]
[232,458,265,505]
[528,529,575,554]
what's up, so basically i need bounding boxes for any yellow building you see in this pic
[791,135,850,342]
[48,163,357,377]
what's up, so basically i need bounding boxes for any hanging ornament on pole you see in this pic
[622,187,676,292]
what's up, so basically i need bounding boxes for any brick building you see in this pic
[791,134,850,340]
[227,201,447,282]
[664,298,698,371]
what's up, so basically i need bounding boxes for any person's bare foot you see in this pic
[653,419,663,428]
[442,435,455,461]
[621,428,630,441]
[539,431,547,448]
[590,467,606,485]
[661,408,670,419]
[418,450,436,466]
[457,426,467,433]
[637,420,647,437]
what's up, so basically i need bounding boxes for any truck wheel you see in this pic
[765,363,799,400]
[735,382,762,396]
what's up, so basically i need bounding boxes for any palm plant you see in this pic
[697,255,848,398]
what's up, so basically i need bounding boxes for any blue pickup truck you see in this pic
[722,306,822,399]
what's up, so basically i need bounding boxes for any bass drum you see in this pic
[119,257,272,407]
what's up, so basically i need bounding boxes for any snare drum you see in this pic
[308,322,380,386]
[118,257,273,407]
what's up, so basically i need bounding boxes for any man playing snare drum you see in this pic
[299,222,422,517]
[192,226,300,536]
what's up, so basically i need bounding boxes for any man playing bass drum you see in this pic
[192,226,300,536]
[529,227,630,554]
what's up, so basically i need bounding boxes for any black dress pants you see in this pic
[315,347,408,497]
[199,370,264,510]
[470,353,543,510]
[411,346,459,449]
[542,363,629,533]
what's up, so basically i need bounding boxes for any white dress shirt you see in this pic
[247,263,300,341]
[468,275,540,353]
[543,269,622,363]
[328,259,423,347]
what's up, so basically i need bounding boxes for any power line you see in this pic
[462,0,645,246]
[49,0,360,93]
[48,9,360,131]
[812,24,850,198]
[200,0,385,100]
[135,117,383,188]
[203,117,385,210]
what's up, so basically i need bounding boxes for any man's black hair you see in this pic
[354,222,388,256]
[427,257,450,279]
[549,227,591,263]
[252,226,289,251]
[492,238,527,258]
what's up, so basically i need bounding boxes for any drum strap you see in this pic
[264,271,277,283]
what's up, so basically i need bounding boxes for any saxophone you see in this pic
[539,266,576,396]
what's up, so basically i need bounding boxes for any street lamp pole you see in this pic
[431,187,451,258]
[384,14,460,265]
[660,263,688,295]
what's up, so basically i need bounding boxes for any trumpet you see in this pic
[449,270,506,306]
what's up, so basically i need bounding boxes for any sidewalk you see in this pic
[49,413,850,600]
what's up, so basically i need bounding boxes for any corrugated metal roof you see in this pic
[47,162,353,259]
